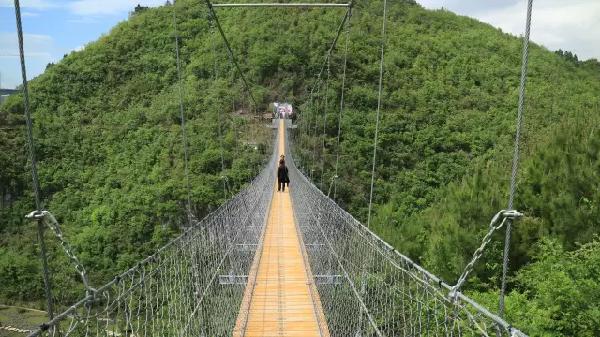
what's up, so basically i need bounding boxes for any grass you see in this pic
[0,305,48,337]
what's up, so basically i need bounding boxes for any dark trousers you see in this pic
[278,179,286,192]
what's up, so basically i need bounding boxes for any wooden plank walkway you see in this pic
[234,119,329,337]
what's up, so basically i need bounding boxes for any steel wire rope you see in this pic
[304,6,351,183]
[26,141,279,337]
[13,0,54,320]
[309,88,320,176]
[296,88,313,172]
[358,0,387,332]
[293,5,351,191]
[204,0,258,110]
[286,155,528,336]
[499,0,534,319]
[20,2,535,336]
[209,17,230,199]
[307,7,351,98]
[366,0,388,229]
[172,3,193,225]
[333,6,351,200]
[311,83,322,180]
[320,58,331,190]
[301,86,317,174]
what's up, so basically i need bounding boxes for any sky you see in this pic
[418,0,600,61]
[0,0,165,89]
[1,0,599,89]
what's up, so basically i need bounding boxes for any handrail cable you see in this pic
[13,0,54,319]
[499,0,534,318]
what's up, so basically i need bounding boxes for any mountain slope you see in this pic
[1,1,600,335]
[292,4,600,336]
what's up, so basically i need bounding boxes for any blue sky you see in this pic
[0,0,164,88]
[1,0,599,89]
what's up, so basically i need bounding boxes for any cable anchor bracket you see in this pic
[26,210,97,296]
[449,209,524,300]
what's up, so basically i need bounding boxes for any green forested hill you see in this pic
[1,0,599,335]
[294,4,600,335]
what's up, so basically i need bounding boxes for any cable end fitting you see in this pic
[25,210,46,220]
[502,210,523,219]
[447,287,460,303]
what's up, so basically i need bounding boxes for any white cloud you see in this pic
[0,0,56,9]
[68,0,165,16]
[0,33,54,88]
[21,11,40,17]
[419,0,516,13]
[0,32,53,59]
[67,16,100,24]
[417,0,600,60]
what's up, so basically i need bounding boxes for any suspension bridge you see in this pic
[8,0,536,336]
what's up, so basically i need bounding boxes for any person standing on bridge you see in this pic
[277,159,289,192]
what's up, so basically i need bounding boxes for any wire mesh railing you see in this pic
[287,132,527,337]
[26,135,278,337]
[27,122,527,337]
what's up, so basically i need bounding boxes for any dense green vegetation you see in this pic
[292,2,600,336]
[1,0,599,335]
[0,0,278,306]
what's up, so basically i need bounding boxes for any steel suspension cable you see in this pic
[358,1,387,329]
[208,8,252,190]
[499,0,534,318]
[320,58,331,190]
[295,90,308,172]
[13,0,55,320]
[302,86,318,174]
[303,6,350,183]
[333,7,352,200]
[216,83,229,198]
[204,0,258,109]
[209,19,229,198]
[366,0,388,229]
[307,7,351,101]
[172,4,193,225]
[311,83,321,180]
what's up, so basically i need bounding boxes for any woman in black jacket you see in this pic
[277,160,289,192]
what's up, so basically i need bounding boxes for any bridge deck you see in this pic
[234,119,329,337]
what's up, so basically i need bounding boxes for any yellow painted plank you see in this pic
[233,120,329,337]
